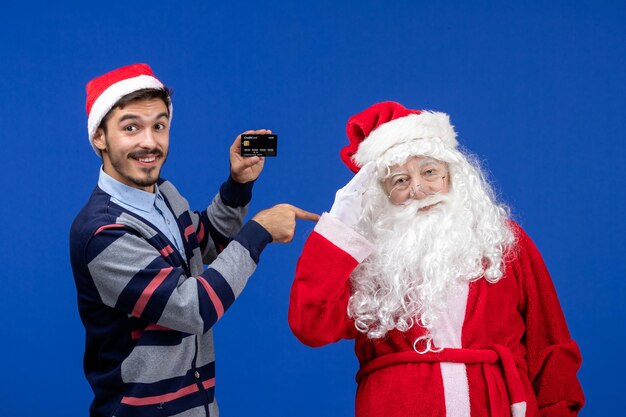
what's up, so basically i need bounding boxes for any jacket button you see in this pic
[195,371,200,379]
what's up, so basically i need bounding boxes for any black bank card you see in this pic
[241,134,278,157]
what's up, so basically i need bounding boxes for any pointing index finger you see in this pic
[291,206,321,222]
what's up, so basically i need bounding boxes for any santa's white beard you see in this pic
[349,182,513,344]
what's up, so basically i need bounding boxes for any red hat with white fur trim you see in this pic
[340,101,457,173]
[85,63,172,156]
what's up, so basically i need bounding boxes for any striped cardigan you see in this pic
[70,176,271,417]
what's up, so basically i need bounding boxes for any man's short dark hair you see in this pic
[99,88,172,133]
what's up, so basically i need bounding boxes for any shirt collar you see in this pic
[98,167,160,213]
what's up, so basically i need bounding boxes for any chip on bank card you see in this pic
[240,134,278,157]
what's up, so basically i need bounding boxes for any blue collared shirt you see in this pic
[98,168,186,257]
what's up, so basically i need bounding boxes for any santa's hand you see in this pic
[329,161,377,227]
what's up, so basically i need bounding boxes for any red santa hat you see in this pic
[85,63,172,156]
[340,101,458,173]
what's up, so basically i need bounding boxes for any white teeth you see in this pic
[138,157,156,163]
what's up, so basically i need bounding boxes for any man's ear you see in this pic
[93,129,107,152]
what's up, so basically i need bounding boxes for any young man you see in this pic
[70,63,317,417]
[288,102,584,417]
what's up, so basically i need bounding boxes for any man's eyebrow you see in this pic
[117,114,139,123]
[117,112,170,123]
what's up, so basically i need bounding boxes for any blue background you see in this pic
[1,1,623,415]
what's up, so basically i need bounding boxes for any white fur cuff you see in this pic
[314,213,373,263]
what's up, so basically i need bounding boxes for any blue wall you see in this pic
[1,1,623,415]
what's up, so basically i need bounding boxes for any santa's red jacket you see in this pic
[289,213,584,417]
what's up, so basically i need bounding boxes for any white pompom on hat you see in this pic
[85,63,172,156]
[340,101,457,173]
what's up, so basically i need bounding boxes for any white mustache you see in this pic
[401,193,450,211]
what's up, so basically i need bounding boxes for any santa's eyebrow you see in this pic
[384,158,446,179]
[415,157,443,168]
[388,169,409,178]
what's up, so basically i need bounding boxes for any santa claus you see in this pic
[288,102,584,417]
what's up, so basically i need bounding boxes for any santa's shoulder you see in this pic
[504,220,548,266]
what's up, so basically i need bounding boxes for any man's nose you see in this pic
[138,130,158,148]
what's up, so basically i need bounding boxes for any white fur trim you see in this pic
[375,138,461,171]
[440,363,471,417]
[314,212,373,262]
[353,112,457,167]
[511,402,527,417]
[87,74,172,156]
[431,282,469,349]
[432,282,471,417]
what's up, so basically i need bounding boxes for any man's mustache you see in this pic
[128,149,164,159]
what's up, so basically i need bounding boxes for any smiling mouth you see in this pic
[129,152,162,166]
[137,156,157,163]
[418,201,442,212]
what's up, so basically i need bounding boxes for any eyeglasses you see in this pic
[383,164,449,205]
